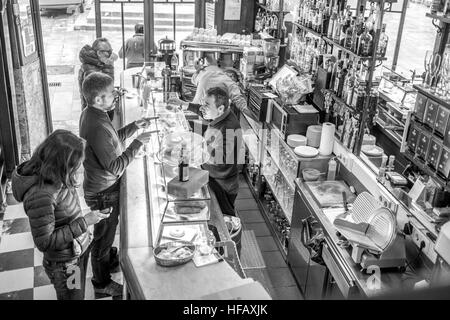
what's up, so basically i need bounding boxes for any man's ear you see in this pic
[218,105,225,113]
[94,95,103,105]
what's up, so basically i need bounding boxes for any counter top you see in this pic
[295,178,421,298]
[118,68,270,300]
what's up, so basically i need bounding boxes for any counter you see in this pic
[118,68,270,300]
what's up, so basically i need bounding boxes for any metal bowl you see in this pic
[153,241,196,267]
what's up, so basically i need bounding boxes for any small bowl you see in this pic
[302,168,322,181]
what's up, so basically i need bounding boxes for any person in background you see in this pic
[173,87,243,216]
[78,37,118,114]
[169,53,256,121]
[79,72,153,297]
[119,23,145,69]
[11,130,111,300]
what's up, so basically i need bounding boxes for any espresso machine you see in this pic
[158,37,179,71]
[256,38,281,80]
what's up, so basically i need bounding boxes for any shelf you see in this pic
[426,12,450,24]
[256,2,290,15]
[292,21,323,38]
[263,173,293,224]
[264,145,296,191]
[403,150,447,186]
[413,84,450,111]
[322,88,360,117]
[243,171,288,260]
[322,36,388,62]
[180,41,244,53]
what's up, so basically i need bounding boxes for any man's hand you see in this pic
[84,208,112,226]
[167,97,188,110]
[136,131,153,144]
[135,118,152,129]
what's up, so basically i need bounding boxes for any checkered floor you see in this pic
[0,202,122,300]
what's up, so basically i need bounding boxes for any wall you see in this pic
[196,0,255,35]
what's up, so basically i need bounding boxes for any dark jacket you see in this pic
[11,163,91,262]
[79,106,142,195]
[118,33,145,69]
[188,105,243,194]
[78,45,115,108]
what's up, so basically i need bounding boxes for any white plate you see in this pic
[294,146,319,158]
[361,145,384,157]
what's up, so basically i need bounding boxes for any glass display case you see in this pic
[140,89,212,248]
[376,66,417,146]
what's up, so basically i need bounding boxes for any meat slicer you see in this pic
[333,192,406,271]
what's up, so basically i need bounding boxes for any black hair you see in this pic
[21,130,85,188]
[82,72,114,106]
[135,23,144,34]
[206,87,229,109]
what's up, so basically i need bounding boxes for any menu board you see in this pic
[205,1,215,29]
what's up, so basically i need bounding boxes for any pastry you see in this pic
[169,228,185,238]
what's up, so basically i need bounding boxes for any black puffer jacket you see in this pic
[11,162,91,262]
[78,45,115,108]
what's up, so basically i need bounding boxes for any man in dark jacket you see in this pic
[174,87,244,216]
[79,37,118,111]
[118,23,145,69]
[79,72,153,297]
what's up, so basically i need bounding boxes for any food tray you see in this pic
[153,241,196,267]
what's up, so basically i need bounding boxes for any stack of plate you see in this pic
[287,134,307,148]
[294,146,319,158]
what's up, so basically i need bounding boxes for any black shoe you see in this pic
[94,280,123,298]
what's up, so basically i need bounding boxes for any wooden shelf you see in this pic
[413,84,450,111]
[256,2,290,15]
[426,12,450,24]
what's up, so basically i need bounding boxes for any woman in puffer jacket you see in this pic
[11,130,111,300]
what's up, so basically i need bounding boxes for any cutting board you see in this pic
[305,180,356,208]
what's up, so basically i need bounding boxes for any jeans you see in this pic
[85,184,120,289]
[43,248,90,300]
[209,177,238,216]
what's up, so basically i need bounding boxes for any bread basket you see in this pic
[153,241,196,267]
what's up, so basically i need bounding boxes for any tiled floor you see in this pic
[0,201,122,300]
[235,175,303,300]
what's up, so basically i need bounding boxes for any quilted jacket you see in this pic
[11,163,91,262]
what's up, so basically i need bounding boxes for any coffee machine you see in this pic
[158,36,179,71]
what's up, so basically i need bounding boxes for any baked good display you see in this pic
[169,228,185,238]
[156,246,193,260]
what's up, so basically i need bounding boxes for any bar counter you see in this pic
[117,68,268,300]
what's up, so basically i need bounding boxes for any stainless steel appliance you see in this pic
[248,84,273,122]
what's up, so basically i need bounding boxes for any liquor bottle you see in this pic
[341,59,352,102]
[346,67,356,106]
[377,24,389,58]
[317,7,323,34]
[333,11,342,42]
[352,5,365,53]
[331,50,342,92]
[345,19,355,49]
[358,27,373,57]
[255,9,262,32]
[327,5,337,38]
[178,142,189,182]
[339,13,348,46]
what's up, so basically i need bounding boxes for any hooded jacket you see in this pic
[11,163,91,262]
[118,33,145,69]
[78,45,115,108]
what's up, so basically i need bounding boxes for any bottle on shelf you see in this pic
[357,27,373,57]
[351,5,365,53]
[345,19,355,50]
[332,9,342,43]
[327,5,337,38]
[377,23,389,58]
